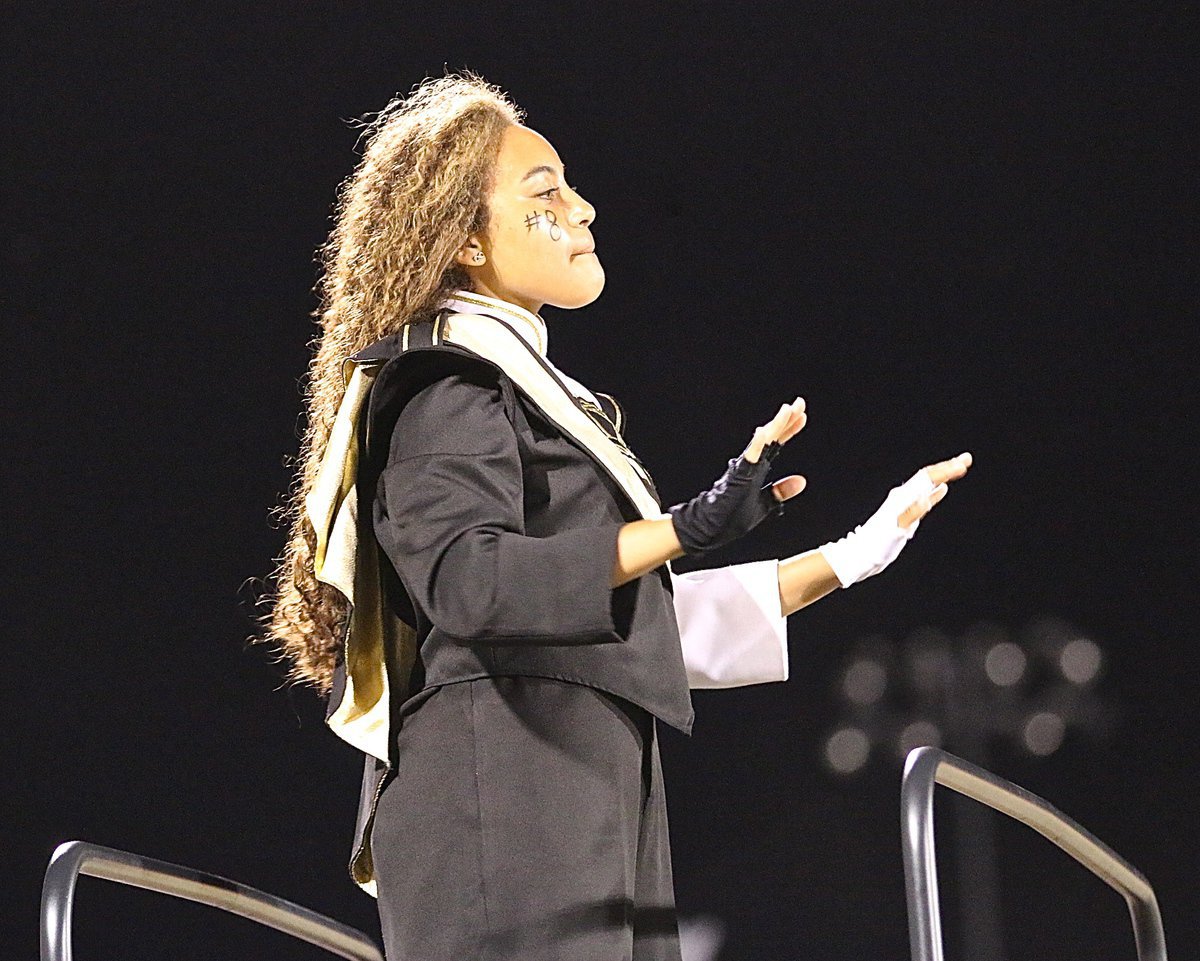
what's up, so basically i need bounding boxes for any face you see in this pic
[457,125,603,314]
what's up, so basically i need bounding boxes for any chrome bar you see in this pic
[900,747,1167,961]
[41,840,383,961]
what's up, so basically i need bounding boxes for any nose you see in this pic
[568,188,595,228]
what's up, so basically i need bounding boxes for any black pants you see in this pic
[371,676,682,961]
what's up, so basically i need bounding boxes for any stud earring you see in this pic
[473,252,485,264]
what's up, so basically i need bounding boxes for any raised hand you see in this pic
[819,451,974,588]
[668,396,809,556]
[743,397,808,504]
[897,452,973,529]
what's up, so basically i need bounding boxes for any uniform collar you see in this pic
[439,289,549,359]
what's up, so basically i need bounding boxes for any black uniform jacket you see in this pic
[353,320,695,731]
[348,314,696,729]
[323,304,696,892]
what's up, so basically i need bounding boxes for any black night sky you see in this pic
[6,3,1197,958]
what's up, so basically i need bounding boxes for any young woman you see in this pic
[262,72,971,961]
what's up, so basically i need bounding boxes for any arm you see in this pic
[777,548,841,616]
[373,364,629,644]
[675,453,976,684]
[777,452,975,615]
[612,394,808,586]
[631,398,810,685]
[376,366,810,642]
[612,516,685,587]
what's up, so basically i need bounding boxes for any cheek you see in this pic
[518,208,567,247]
[488,208,570,276]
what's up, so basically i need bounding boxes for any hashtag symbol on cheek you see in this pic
[524,211,542,231]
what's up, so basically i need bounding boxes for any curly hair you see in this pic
[253,72,523,694]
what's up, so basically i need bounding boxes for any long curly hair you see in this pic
[254,72,523,694]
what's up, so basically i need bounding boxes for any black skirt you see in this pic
[371,675,682,961]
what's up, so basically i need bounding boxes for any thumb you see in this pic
[771,475,807,501]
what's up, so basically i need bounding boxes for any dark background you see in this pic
[6,2,1196,958]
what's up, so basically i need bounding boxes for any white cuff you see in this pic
[670,559,789,689]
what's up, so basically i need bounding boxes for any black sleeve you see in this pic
[371,361,626,644]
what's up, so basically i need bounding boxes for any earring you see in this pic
[473,252,485,264]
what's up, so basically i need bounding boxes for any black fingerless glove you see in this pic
[668,441,785,556]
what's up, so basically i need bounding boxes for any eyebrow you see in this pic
[520,164,564,183]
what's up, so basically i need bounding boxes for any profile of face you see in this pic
[456,124,604,314]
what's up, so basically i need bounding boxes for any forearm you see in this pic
[611,519,841,614]
[777,547,842,616]
[612,516,686,587]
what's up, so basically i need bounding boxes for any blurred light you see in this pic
[905,627,952,695]
[984,642,1027,687]
[825,727,871,774]
[1060,637,1102,685]
[678,914,726,961]
[1023,711,1066,755]
[844,658,887,704]
[896,720,942,758]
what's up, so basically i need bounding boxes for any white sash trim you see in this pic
[306,362,392,763]
[440,311,667,522]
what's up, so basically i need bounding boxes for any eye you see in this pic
[538,186,561,200]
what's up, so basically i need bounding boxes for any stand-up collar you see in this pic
[439,289,548,359]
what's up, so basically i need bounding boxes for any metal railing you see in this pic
[900,746,1167,961]
[41,840,384,961]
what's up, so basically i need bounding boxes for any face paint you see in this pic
[523,209,562,241]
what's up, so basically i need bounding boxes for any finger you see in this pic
[761,397,807,447]
[898,483,949,528]
[778,399,807,444]
[780,411,807,444]
[771,474,807,501]
[922,451,973,487]
[744,401,798,462]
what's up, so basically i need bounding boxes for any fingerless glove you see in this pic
[668,441,785,556]
[819,469,940,587]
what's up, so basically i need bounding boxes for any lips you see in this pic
[572,247,595,257]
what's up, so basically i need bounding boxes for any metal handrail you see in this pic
[41,840,384,961]
[900,746,1167,961]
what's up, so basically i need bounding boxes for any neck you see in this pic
[467,280,542,316]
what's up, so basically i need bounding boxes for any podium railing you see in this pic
[900,746,1167,961]
[41,840,383,961]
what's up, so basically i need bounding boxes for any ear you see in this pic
[454,235,486,267]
